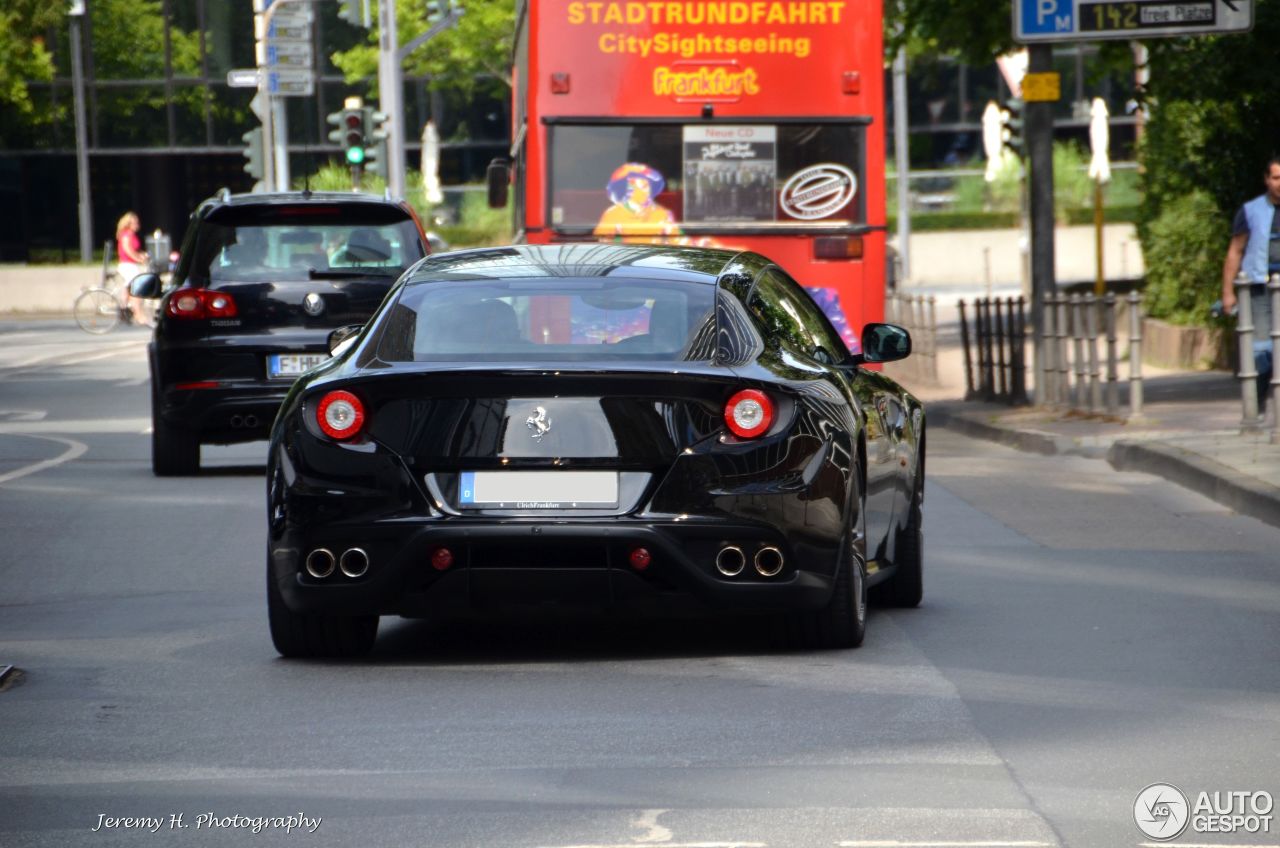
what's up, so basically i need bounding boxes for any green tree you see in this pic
[0,0,60,118]
[331,0,515,94]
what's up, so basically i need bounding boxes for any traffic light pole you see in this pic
[377,0,407,198]
[1026,44,1056,403]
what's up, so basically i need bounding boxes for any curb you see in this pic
[1106,440,1280,531]
[929,404,1061,456]
[932,402,1280,531]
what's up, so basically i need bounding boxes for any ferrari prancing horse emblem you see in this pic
[526,406,551,440]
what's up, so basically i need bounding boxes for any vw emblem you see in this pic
[526,406,551,440]
[302,293,325,316]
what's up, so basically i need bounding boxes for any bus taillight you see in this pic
[814,236,864,260]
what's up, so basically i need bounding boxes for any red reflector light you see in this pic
[814,236,864,260]
[430,547,454,571]
[628,547,652,571]
[550,72,570,94]
[166,287,238,320]
[842,71,861,95]
[724,389,774,439]
[316,390,366,440]
[173,381,220,390]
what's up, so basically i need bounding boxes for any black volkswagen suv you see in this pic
[130,190,429,475]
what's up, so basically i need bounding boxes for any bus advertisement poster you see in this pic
[682,126,777,223]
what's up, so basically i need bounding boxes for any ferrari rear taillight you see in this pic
[316,390,366,440]
[724,389,774,439]
[166,287,238,320]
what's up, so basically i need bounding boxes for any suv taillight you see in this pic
[167,288,238,320]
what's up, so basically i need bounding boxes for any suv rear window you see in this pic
[373,277,717,363]
[181,204,426,285]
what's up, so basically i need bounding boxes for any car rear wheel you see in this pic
[151,408,200,476]
[267,564,379,658]
[787,478,867,650]
[875,452,924,608]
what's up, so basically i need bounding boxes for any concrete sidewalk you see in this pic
[890,342,1280,530]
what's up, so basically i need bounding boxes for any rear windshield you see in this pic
[373,277,717,363]
[181,204,426,284]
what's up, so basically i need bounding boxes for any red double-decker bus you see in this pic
[490,0,887,343]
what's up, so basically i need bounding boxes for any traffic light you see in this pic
[327,98,367,167]
[242,127,266,186]
[426,0,448,24]
[363,109,389,179]
[337,0,367,27]
[1001,98,1025,159]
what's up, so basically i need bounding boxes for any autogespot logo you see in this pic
[1135,783,1191,841]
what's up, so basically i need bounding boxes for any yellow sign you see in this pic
[653,66,761,98]
[1022,72,1061,103]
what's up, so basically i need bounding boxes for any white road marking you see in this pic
[0,434,88,486]
[0,418,150,435]
[1140,844,1280,848]
[631,809,674,843]
[537,844,764,848]
[3,340,143,372]
[838,843,1053,847]
[0,410,48,422]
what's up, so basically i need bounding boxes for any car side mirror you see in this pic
[486,158,510,209]
[128,273,162,299]
[327,323,363,357]
[859,322,912,364]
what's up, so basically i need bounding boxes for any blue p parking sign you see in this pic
[1020,0,1074,34]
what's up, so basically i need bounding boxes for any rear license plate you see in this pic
[458,471,619,509]
[267,353,328,379]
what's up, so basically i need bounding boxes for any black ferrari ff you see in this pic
[266,244,925,657]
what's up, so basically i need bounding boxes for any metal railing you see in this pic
[958,296,1028,404]
[886,293,938,384]
[1037,291,1142,418]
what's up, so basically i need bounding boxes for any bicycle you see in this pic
[73,241,158,334]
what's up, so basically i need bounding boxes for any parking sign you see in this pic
[1015,0,1252,42]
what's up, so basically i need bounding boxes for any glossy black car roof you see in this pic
[194,190,415,218]
[407,243,751,285]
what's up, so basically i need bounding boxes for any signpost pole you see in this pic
[1026,44,1056,405]
[378,0,407,197]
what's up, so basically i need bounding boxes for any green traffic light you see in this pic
[346,146,366,165]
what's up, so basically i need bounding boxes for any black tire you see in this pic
[267,563,379,658]
[152,411,200,476]
[877,452,925,608]
[788,478,868,650]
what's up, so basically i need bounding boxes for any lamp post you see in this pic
[69,0,93,263]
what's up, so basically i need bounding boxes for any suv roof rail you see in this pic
[218,187,232,202]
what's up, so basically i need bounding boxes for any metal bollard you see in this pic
[927,296,938,382]
[1127,290,1144,419]
[1234,272,1260,427]
[995,298,1008,397]
[1271,274,1280,440]
[1056,294,1072,406]
[1071,294,1087,410]
[958,300,975,400]
[1085,293,1102,413]
[1041,295,1057,406]
[1104,292,1119,415]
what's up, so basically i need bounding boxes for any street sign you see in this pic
[267,69,314,97]
[1015,0,1252,42]
[265,41,313,68]
[226,68,261,88]
[1022,71,1061,102]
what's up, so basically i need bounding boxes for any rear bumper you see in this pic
[269,518,840,619]
[158,382,292,443]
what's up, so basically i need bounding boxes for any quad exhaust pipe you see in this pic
[305,547,370,579]
[305,548,336,579]
[715,544,785,578]
[715,545,746,577]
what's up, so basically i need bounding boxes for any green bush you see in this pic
[1141,190,1228,326]
[436,190,512,248]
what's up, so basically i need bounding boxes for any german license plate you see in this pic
[267,353,328,379]
[458,471,619,509]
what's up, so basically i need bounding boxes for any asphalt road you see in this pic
[2,321,1278,848]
